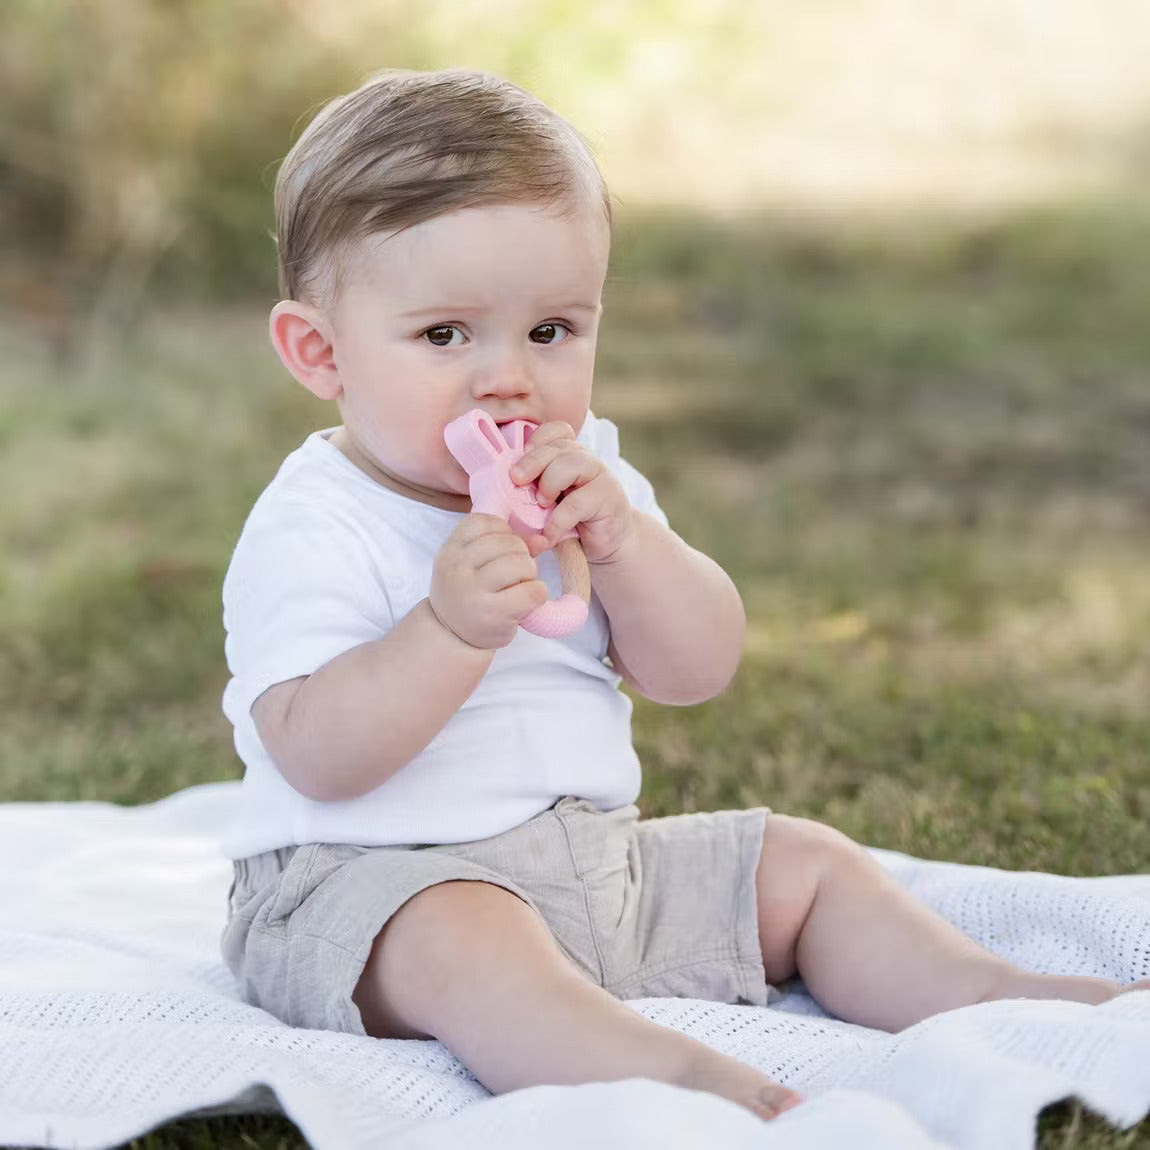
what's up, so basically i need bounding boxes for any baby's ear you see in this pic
[268,300,341,400]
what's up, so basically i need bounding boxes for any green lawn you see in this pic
[2,199,1148,1148]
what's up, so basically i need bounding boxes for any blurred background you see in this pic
[3,3,1149,1144]
[2,0,1148,864]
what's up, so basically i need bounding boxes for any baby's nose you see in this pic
[472,351,533,398]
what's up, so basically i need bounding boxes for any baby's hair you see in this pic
[274,68,611,306]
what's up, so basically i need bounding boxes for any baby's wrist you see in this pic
[421,598,496,655]
[586,512,638,567]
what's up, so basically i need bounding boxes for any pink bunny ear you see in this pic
[443,410,512,476]
[500,419,535,454]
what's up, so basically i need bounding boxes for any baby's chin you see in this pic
[399,474,470,513]
[441,454,474,493]
[423,461,473,509]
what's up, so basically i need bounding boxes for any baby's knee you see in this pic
[762,813,866,878]
[353,879,554,1039]
[376,879,545,980]
[395,877,532,933]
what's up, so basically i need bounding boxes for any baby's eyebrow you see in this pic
[398,302,600,319]
[398,305,482,318]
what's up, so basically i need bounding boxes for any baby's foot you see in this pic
[742,1081,805,1121]
[677,1046,802,1121]
[1114,978,1150,998]
[982,970,1150,1006]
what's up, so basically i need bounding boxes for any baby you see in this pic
[219,68,1145,1121]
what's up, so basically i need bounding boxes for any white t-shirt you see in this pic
[219,413,668,859]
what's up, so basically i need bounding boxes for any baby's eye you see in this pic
[528,322,571,345]
[422,325,465,347]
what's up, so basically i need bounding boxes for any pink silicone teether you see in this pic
[444,409,590,638]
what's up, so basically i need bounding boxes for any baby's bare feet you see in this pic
[1111,978,1150,998]
[742,1082,805,1121]
[982,968,1150,1006]
[676,1046,802,1121]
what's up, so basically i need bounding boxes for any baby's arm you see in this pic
[252,513,548,802]
[592,510,745,706]
[511,423,745,707]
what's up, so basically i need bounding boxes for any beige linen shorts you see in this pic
[221,796,772,1035]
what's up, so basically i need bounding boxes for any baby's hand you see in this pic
[510,421,634,565]
[429,514,551,649]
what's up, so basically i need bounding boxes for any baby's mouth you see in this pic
[496,418,536,452]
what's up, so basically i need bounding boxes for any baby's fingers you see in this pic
[523,533,553,559]
[497,578,551,620]
[474,549,539,592]
[524,420,576,451]
[451,512,520,544]
[458,528,531,569]
[538,475,615,542]
[510,423,579,487]
[533,451,602,507]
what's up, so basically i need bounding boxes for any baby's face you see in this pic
[326,202,610,510]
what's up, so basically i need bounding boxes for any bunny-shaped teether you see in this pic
[444,409,590,638]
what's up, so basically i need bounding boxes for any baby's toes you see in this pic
[745,1083,803,1121]
[1109,977,1150,1000]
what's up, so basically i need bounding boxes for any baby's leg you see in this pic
[755,816,1148,1032]
[352,879,800,1119]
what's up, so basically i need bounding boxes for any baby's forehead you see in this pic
[339,203,610,305]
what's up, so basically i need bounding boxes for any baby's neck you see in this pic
[329,426,470,513]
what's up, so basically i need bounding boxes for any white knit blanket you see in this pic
[0,783,1146,1150]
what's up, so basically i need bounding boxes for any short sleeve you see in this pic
[582,413,670,528]
[221,500,395,726]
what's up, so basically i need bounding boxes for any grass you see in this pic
[2,196,1148,1147]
